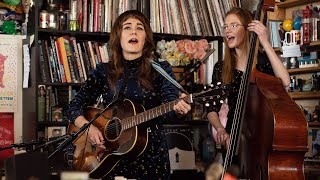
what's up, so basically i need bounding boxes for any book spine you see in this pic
[64,38,78,82]
[87,41,97,69]
[38,40,49,82]
[82,0,88,32]
[93,0,99,32]
[38,85,46,122]
[43,40,55,83]
[70,37,85,82]
[77,43,87,80]
[56,37,72,83]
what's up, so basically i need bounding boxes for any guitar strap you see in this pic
[151,60,188,94]
[114,69,129,102]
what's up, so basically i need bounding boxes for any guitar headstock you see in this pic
[192,82,228,106]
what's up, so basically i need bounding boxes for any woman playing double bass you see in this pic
[207,7,290,152]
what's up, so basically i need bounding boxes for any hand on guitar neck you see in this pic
[173,93,191,117]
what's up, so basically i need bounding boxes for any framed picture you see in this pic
[306,126,320,157]
[45,126,66,139]
[51,106,63,122]
[267,19,284,48]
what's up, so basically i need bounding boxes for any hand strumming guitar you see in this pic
[74,116,106,148]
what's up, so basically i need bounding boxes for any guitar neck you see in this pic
[122,98,185,130]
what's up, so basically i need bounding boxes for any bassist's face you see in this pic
[223,14,246,50]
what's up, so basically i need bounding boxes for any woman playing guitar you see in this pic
[66,10,191,179]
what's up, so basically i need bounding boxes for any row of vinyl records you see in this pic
[50,0,238,36]
[39,35,220,85]
[38,85,77,122]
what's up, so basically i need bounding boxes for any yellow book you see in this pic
[56,37,72,83]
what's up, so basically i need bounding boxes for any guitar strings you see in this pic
[103,100,178,137]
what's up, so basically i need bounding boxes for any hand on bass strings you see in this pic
[216,127,230,149]
[173,93,191,116]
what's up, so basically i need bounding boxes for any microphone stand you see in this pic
[0,141,39,152]
[35,134,70,150]
[48,98,119,159]
[178,49,214,83]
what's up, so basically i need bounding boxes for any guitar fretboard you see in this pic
[121,99,180,130]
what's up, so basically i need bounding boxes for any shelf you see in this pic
[288,91,320,99]
[38,82,84,86]
[153,33,223,41]
[304,167,320,175]
[274,48,281,52]
[301,41,320,52]
[274,41,320,54]
[287,67,320,75]
[38,28,110,42]
[37,28,223,42]
[276,0,318,8]
[38,121,69,127]
[308,121,320,126]
[164,120,208,127]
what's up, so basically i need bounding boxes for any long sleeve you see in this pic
[155,60,180,122]
[66,63,108,123]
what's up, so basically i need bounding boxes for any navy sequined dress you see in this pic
[207,52,275,134]
[66,58,180,180]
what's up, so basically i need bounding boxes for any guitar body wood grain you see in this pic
[67,99,149,179]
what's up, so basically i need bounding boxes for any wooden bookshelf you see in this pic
[304,167,320,175]
[308,121,320,126]
[287,67,320,75]
[301,41,320,52]
[276,0,319,8]
[39,82,84,86]
[38,121,69,127]
[288,91,320,99]
[274,40,320,53]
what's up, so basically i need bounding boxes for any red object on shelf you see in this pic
[302,5,312,44]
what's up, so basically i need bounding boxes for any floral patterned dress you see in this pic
[66,57,180,180]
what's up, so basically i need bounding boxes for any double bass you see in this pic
[222,0,308,179]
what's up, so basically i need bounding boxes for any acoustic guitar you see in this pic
[67,86,225,179]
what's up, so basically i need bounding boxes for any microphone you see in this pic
[178,49,214,83]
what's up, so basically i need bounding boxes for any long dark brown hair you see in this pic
[107,10,156,91]
[222,7,253,84]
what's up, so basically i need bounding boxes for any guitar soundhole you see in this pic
[105,118,122,141]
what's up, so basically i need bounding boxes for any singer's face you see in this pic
[120,18,146,60]
[223,14,246,49]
